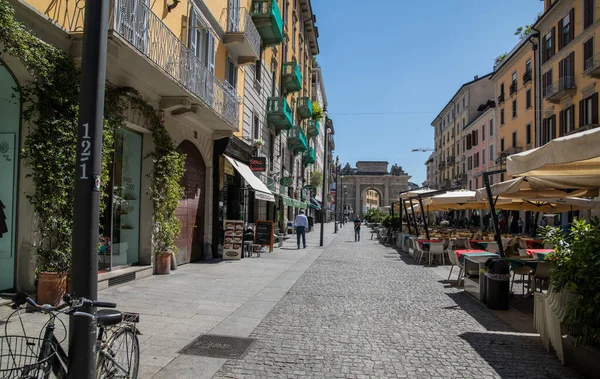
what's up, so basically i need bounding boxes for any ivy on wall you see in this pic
[0,0,185,273]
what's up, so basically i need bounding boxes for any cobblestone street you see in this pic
[214,225,580,379]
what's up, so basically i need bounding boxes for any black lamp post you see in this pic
[319,115,331,247]
[334,156,339,233]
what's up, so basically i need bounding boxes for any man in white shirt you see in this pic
[294,210,309,249]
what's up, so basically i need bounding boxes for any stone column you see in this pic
[384,184,390,207]
[355,183,360,216]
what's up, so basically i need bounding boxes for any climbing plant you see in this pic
[0,0,184,272]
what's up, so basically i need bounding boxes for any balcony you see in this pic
[223,7,261,64]
[500,146,523,158]
[584,53,600,78]
[266,97,293,132]
[545,76,576,103]
[446,156,455,165]
[438,162,446,170]
[498,93,505,104]
[287,126,308,154]
[523,70,532,85]
[509,81,517,96]
[296,97,312,120]
[47,0,241,129]
[302,147,316,166]
[251,0,284,47]
[282,61,302,93]
[307,119,320,138]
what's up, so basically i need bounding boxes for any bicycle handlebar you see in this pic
[0,292,116,311]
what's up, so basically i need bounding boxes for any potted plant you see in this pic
[541,218,600,348]
[253,139,264,150]
[35,247,70,306]
[150,151,185,275]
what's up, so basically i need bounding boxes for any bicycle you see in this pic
[0,292,140,379]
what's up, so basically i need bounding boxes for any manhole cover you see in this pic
[179,334,256,359]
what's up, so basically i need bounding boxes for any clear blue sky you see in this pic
[312,0,544,185]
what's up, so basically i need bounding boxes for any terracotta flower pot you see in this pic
[37,272,67,306]
[155,252,172,275]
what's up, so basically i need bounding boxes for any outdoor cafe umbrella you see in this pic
[422,190,513,211]
[492,197,600,213]
[474,177,599,200]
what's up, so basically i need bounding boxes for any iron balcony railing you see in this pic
[226,7,261,58]
[584,53,600,77]
[523,70,532,84]
[498,92,505,104]
[545,76,576,100]
[251,0,284,47]
[509,81,517,95]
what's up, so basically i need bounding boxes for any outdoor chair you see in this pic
[453,238,470,250]
[511,264,532,294]
[414,240,428,264]
[518,238,529,249]
[485,242,499,254]
[532,262,552,292]
[428,242,445,266]
[517,248,530,257]
[534,284,552,351]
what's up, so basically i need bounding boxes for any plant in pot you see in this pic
[253,139,264,150]
[35,247,70,306]
[541,218,600,348]
[150,150,185,275]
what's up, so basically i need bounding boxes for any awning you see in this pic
[309,197,321,210]
[224,155,275,202]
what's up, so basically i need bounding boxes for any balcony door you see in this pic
[228,0,241,32]
[117,0,150,54]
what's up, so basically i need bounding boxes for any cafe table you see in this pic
[455,250,499,266]
[469,240,489,250]
[524,239,544,249]
[525,249,554,260]
[418,239,442,250]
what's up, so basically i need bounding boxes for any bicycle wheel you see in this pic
[96,327,139,379]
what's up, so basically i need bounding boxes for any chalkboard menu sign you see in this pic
[254,220,274,252]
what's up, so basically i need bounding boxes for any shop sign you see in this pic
[280,177,293,187]
[223,220,244,260]
[224,158,235,176]
[249,157,266,172]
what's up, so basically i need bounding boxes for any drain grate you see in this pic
[179,334,256,359]
[108,272,135,287]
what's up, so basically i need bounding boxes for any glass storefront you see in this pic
[0,64,19,291]
[99,128,142,271]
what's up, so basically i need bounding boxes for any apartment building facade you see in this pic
[536,0,600,146]
[430,74,495,190]
[463,105,497,190]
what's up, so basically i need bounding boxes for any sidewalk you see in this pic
[104,222,340,378]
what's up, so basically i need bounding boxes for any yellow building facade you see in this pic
[492,37,536,173]
[536,0,600,145]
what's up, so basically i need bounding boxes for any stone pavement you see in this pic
[213,225,581,379]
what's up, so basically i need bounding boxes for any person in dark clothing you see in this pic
[354,215,361,242]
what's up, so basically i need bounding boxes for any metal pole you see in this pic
[409,198,419,236]
[68,0,109,376]
[417,195,429,239]
[320,128,329,246]
[334,159,338,233]
[483,170,505,257]
[402,200,412,235]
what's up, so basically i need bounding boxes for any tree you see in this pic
[310,170,323,189]
[312,102,323,120]
[494,53,508,65]
[514,24,533,40]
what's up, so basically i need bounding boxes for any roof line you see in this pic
[490,33,537,79]
[430,72,493,125]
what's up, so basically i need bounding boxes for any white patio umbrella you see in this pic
[422,190,510,211]
[474,177,599,200]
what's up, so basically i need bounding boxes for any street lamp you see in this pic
[342,185,347,225]
[320,113,331,247]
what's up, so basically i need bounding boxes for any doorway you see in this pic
[175,140,206,264]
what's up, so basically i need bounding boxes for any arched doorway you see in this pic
[0,62,20,291]
[362,189,381,214]
[174,140,206,264]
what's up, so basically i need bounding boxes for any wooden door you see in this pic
[175,140,206,264]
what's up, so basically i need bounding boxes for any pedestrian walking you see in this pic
[354,215,361,242]
[295,210,308,249]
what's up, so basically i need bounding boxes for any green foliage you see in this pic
[310,170,323,189]
[495,53,508,65]
[311,102,323,120]
[381,214,401,228]
[364,208,383,224]
[311,56,318,68]
[0,0,184,271]
[541,218,600,347]
[514,25,533,39]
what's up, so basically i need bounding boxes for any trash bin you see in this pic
[485,259,511,310]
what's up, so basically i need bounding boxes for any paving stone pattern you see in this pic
[214,226,580,379]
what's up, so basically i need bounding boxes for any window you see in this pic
[512,131,517,148]
[541,115,557,145]
[526,123,532,145]
[579,92,599,127]
[474,152,479,168]
[500,108,505,125]
[560,105,575,136]
[482,148,486,165]
[489,145,494,162]
[510,71,517,94]
[585,0,595,29]
[283,0,289,25]
[543,28,555,63]
[512,99,517,118]
[500,137,505,152]
[525,59,532,74]
[255,59,262,82]
[472,129,478,146]
[481,125,485,141]
[489,119,494,136]
[269,133,275,167]
[542,69,553,97]
[226,57,237,89]
[189,9,205,59]
[559,10,574,49]
[292,23,296,52]
[466,134,472,150]
[468,156,472,170]
[559,53,575,89]
[584,38,594,71]
[526,89,532,109]
[463,96,466,107]
[500,83,505,96]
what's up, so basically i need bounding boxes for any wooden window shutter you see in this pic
[559,59,564,79]
[542,118,547,143]
[551,115,557,139]
[551,27,556,58]
[542,35,547,63]
[571,105,575,131]
[570,52,575,77]
[570,9,575,42]
[580,99,586,126]
[592,92,599,124]
[559,109,565,136]
[558,18,564,50]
